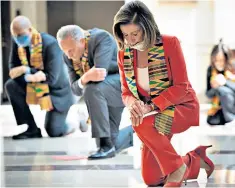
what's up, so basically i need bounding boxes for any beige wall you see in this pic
[214,0,235,48]
[74,1,124,34]
[9,0,125,34]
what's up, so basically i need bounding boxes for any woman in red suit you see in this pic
[113,1,214,187]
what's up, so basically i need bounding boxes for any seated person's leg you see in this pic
[5,79,42,139]
[217,86,235,122]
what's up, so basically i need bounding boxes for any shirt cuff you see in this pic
[78,78,84,89]
[25,67,31,74]
[24,74,31,82]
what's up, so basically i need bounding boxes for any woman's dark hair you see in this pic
[210,38,233,71]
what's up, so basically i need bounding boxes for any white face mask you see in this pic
[130,41,146,51]
[131,41,146,51]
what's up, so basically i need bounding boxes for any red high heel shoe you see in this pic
[184,145,214,180]
[194,145,215,178]
[164,165,189,187]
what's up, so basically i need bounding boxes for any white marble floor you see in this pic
[1,104,235,187]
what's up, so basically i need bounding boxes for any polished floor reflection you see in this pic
[1,104,235,187]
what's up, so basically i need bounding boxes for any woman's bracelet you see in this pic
[147,101,159,111]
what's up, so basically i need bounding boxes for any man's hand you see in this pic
[9,65,27,79]
[25,71,46,82]
[81,67,107,85]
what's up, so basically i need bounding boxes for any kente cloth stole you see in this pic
[208,68,235,116]
[72,32,91,76]
[18,28,53,111]
[123,38,175,135]
[71,32,91,124]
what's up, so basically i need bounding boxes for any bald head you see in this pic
[10,16,32,37]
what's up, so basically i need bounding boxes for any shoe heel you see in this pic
[195,145,214,178]
[195,145,212,158]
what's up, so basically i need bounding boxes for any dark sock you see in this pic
[26,119,38,132]
[100,137,113,151]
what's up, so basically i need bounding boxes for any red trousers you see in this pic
[133,115,200,186]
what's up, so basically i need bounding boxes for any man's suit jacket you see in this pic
[9,33,74,112]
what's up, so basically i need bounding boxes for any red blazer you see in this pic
[118,35,200,134]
